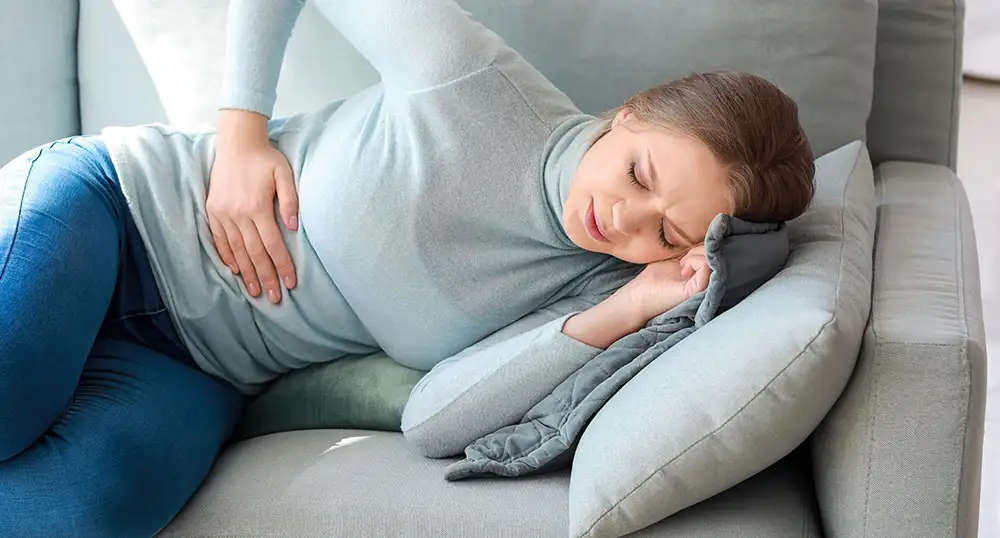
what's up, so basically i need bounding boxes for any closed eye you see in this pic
[628,161,673,249]
[658,227,672,249]
[628,162,645,190]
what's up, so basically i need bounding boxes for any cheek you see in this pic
[578,162,620,200]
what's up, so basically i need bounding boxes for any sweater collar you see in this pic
[542,116,609,248]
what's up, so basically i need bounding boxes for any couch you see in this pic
[0,0,987,536]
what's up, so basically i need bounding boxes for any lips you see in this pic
[585,199,610,243]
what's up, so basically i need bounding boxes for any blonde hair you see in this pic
[602,71,816,223]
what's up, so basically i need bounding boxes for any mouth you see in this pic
[585,199,610,243]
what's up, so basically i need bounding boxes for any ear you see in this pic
[611,107,633,128]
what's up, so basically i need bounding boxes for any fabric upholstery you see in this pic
[77,0,377,133]
[811,162,987,538]
[568,141,877,538]
[0,0,79,163]
[78,0,876,159]
[460,0,878,157]
[77,0,170,130]
[158,430,822,538]
[235,352,424,440]
[867,0,964,168]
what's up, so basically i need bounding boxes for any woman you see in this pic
[0,0,814,536]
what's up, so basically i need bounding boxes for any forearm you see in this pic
[562,289,657,349]
[402,289,674,458]
[221,0,306,117]
[402,298,604,457]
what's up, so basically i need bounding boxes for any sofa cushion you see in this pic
[158,430,821,538]
[0,0,79,163]
[80,0,876,157]
[567,141,876,537]
[235,352,424,440]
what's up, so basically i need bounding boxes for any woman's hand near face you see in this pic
[208,109,298,304]
[633,244,711,310]
[562,245,710,349]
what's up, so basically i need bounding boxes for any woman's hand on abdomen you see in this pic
[208,109,298,304]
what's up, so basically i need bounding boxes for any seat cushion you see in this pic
[158,430,821,538]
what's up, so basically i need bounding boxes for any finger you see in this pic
[695,264,711,292]
[221,220,261,297]
[209,214,239,274]
[692,255,710,273]
[255,213,297,291]
[238,219,282,304]
[274,162,299,231]
[680,258,695,278]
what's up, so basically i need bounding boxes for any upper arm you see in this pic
[221,0,503,117]
[310,0,504,92]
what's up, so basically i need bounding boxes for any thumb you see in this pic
[274,161,299,231]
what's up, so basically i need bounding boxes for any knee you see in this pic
[0,435,186,538]
[0,377,75,462]
[0,407,51,462]
[0,413,29,461]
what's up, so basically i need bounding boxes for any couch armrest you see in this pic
[812,162,988,538]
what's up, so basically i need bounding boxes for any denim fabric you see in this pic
[0,137,243,538]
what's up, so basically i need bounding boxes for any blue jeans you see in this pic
[0,137,244,537]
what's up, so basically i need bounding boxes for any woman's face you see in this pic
[564,110,734,264]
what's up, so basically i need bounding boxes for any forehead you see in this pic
[641,128,730,203]
[634,125,734,242]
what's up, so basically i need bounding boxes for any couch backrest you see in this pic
[0,1,965,170]
[0,0,80,164]
[867,0,964,168]
[78,0,879,159]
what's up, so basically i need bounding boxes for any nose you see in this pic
[611,199,659,238]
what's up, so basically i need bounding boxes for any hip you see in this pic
[0,135,192,364]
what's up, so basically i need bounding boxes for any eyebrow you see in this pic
[644,149,699,246]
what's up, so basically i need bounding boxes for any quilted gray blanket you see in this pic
[445,214,789,480]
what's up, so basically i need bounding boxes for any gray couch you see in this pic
[0,0,987,536]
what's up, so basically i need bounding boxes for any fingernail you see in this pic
[288,216,298,230]
[229,264,239,275]
[283,275,294,288]
[268,288,278,302]
[248,282,259,296]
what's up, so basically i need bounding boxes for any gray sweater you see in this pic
[100,0,639,395]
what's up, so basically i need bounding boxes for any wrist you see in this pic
[562,292,651,350]
[217,109,270,150]
[606,287,660,329]
[619,279,686,323]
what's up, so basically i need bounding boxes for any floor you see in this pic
[957,78,999,538]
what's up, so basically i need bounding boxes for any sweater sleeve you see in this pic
[221,0,504,117]
[221,0,306,117]
[400,296,606,459]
